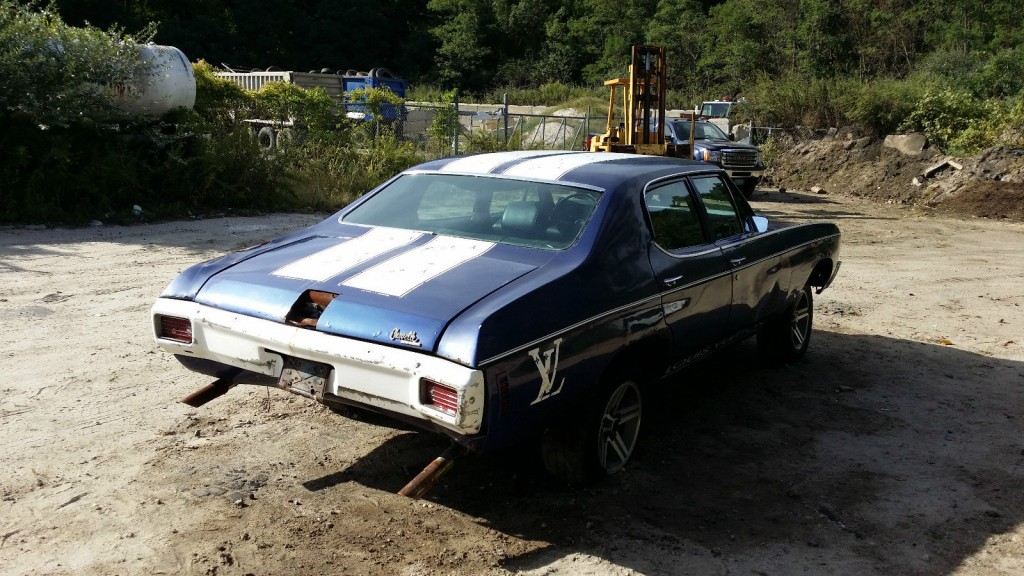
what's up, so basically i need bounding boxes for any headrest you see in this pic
[501,201,541,234]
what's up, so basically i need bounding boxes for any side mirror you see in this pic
[728,133,735,141]
[752,215,769,233]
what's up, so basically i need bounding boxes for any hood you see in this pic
[192,224,548,352]
[692,139,757,152]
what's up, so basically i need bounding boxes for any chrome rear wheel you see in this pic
[758,284,814,363]
[597,380,643,474]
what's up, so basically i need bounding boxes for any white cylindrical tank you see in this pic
[110,44,196,117]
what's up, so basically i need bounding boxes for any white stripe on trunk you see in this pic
[342,235,495,297]
[500,152,638,180]
[272,227,423,282]
[437,150,563,174]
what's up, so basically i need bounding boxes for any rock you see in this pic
[88,220,104,227]
[923,158,963,178]
[811,185,827,194]
[912,177,924,187]
[854,136,872,149]
[132,204,143,216]
[883,133,927,156]
[842,140,856,151]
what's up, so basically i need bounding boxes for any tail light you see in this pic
[584,135,593,151]
[420,378,458,415]
[157,315,193,344]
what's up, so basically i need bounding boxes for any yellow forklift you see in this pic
[589,44,696,159]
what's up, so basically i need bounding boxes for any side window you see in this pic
[690,175,742,240]
[644,181,706,251]
[416,182,475,222]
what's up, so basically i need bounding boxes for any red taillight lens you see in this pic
[421,379,458,415]
[158,315,193,344]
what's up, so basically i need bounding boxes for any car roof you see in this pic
[410,151,713,191]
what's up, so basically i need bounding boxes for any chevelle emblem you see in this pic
[389,328,421,347]
[529,338,566,405]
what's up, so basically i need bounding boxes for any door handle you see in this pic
[729,257,747,267]
[663,275,683,286]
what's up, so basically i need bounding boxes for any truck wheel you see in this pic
[758,284,813,363]
[541,378,643,485]
[257,126,276,150]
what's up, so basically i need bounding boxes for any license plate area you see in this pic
[277,356,332,400]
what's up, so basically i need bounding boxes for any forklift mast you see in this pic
[590,45,688,157]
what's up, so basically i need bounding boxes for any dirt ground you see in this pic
[768,138,1024,222]
[1,193,1022,576]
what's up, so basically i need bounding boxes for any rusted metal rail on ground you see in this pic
[182,372,465,499]
[180,374,239,407]
[398,444,465,499]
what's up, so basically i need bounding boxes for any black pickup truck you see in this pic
[665,119,765,199]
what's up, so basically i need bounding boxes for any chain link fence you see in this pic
[402,95,594,158]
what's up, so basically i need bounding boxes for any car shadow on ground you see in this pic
[308,331,1024,575]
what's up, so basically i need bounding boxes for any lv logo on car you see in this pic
[529,338,566,405]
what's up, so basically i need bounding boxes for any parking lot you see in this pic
[1,192,1022,575]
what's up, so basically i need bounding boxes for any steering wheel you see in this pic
[553,193,598,235]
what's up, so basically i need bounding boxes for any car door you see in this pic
[688,174,786,334]
[643,179,733,360]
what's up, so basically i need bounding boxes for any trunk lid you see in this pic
[194,225,546,352]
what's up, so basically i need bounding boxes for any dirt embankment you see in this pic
[766,135,1024,220]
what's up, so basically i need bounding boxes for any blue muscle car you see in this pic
[152,151,840,485]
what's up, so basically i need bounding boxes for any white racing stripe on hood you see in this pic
[500,152,639,180]
[272,227,423,282]
[437,150,563,174]
[341,235,495,297]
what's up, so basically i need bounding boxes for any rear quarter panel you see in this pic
[776,222,841,301]
[449,181,670,451]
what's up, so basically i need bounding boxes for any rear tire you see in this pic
[541,378,643,485]
[758,284,813,363]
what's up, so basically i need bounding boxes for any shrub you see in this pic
[741,74,847,128]
[0,1,153,125]
[840,78,932,137]
[899,89,997,151]
[289,131,419,210]
[189,60,253,126]
[255,81,336,133]
[426,89,459,156]
[968,47,1024,99]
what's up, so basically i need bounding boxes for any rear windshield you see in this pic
[342,173,602,250]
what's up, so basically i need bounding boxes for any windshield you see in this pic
[668,120,730,142]
[342,173,602,250]
[700,102,731,118]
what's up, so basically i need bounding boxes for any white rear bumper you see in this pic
[151,298,484,435]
